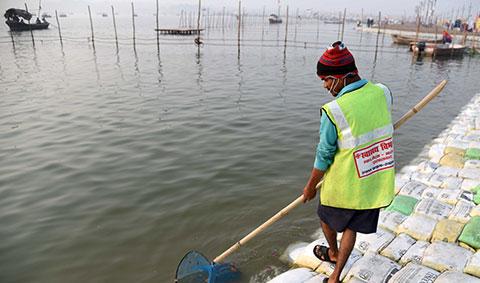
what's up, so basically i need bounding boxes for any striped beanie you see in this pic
[317,41,358,79]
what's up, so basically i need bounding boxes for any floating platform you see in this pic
[267,93,480,282]
[154,28,203,35]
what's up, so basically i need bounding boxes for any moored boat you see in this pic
[391,34,443,45]
[268,14,282,24]
[412,43,466,57]
[4,8,49,31]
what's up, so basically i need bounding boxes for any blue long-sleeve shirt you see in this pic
[314,79,392,170]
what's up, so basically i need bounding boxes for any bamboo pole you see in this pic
[316,12,320,42]
[213,79,448,264]
[284,5,289,56]
[374,11,381,59]
[111,6,118,51]
[294,8,298,42]
[222,6,226,32]
[55,10,63,47]
[415,14,420,42]
[337,11,341,39]
[237,0,241,58]
[156,0,160,53]
[196,0,201,54]
[341,8,346,41]
[261,6,265,41]
[88,5,95,49]
[131,2,136,50]
[25,3,35,48]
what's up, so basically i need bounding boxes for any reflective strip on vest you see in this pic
[329,87,393,149]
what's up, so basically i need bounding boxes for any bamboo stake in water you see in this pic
[213,79,447,264]
[341,8,346,42]
[237,0,241,58]
[25,3,35,48]
[131,2,136,50]
[55,10,63,47]
[261,6,265,41]
[284,5,289,57]
[337,11,341,39]
[374,11,381,61]
[196,0,201,54]
[88,5,95,49]
[316,12,320,42]
[156,0,160,53]
[111,6,118,52]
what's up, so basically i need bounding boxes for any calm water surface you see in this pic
[1,12,480,283]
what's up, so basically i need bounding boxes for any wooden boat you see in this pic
[4,8,49,31]
[391,34,443,45]
[268,14,282,24]
[412,43,466,57]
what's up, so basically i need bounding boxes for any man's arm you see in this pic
[303,109,338,202]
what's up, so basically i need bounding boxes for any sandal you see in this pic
[313,245,336,264]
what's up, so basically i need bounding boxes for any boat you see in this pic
[41,12,51,18]
[324,20,342,24]
[268,13,282,24]
[412,43,466,57]
[102,13,108,17]
[4,8,49,31]
[59,13,67,18]
[391,34,443,45]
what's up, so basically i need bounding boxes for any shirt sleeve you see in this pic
[313,109,338,171]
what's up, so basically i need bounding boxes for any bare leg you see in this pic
[320,220,338,262]
[328,228,356,283]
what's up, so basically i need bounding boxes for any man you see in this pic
[302,41,394,283]
[442,30,452,44]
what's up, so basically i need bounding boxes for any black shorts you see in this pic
[317,204,380,234]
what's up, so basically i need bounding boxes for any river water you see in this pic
[1,11,480,283]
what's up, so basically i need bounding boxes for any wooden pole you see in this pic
[337,11,341,39]
[261,6,265,41]
[415,14,420,43]
[374,11,381,61]
[316,12,320,41]
[156,0,160,53]
[112,6,119,51]
[212,79,448,264]
[55,10,63,47]
[131,2,136,50]
[284,6,289,56]
[434,16,438,41]
[237,0,241,58]
[341,8,346,41]
[88,5,95,49]
[222,6,226,32]
[294,8,298,42]
[25,3,35,48]
[196,0,201,53]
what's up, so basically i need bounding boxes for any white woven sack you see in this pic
[380,233,416,261]
[388,262,439,283]
[422,241,473,272]
[399,240,429,265]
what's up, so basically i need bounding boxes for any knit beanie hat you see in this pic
[317,41,358,79]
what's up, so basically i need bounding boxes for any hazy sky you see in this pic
[1,0,479,17]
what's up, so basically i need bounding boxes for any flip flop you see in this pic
[313,245,336,264]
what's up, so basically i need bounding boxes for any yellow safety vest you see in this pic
[321,82,395,209]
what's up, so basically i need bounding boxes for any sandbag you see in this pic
[434,166,460,177]
[441,176,463,189]
[379,233,416,261]
[465,159,480,169]
[414,198,453,220]
[303,273,328,283]
[399,240,429,265]
[449,199,475,224]
[316,249,362,281]
[417,161,439,174]
[398,181,427,199]
[459,168,480,180]
[409,171,432,184]
[436,189,462,205]
[395,175,409,194]
[422,241,473,272]
[385,195,419,216]
[421,187,442,199]
[431,219,465,243]
[462,191,475,202]
[447,140,469,150]
[344,252,401,283]
[458,216,480,249]
[354,227,394,254]
[466,148,480,160]
[444,146,466,156]
[397,214,437,241]
[471,205,480,217]
[439,153,465,169]
[464,251,480,278]
[426,173,445,187]
[280,242,309,264]
[388,262,439,283]
[267,268,317,283]
[433,271,480,283]
[293,240,329,270]
[475,193,480,205]
[428,144,446,163]
[462,179,480,191]
[378,210,407,233]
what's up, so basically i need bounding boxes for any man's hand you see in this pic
[302,168,325,203]
[303,185,317,203]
